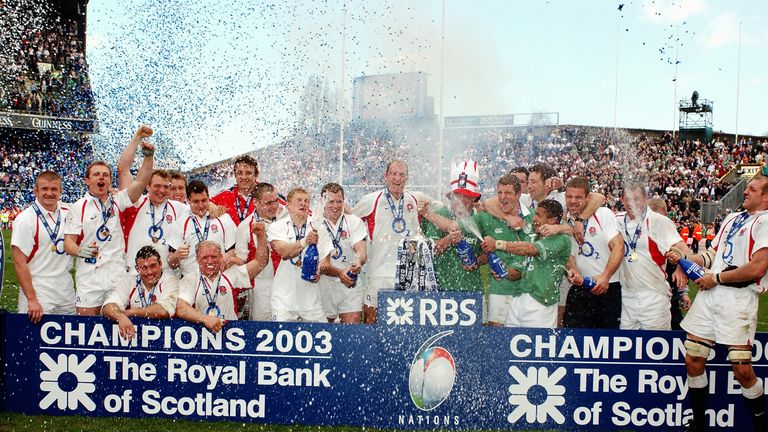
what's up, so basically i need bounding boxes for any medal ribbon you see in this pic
[290,222,307,265]
[136,276,157,308]
[323,217,345,254]
[722,211,750,264]
[92,193,114,226]
[32,202,61,245]
[192,215,210,243]
[200,273,223,309]
[624,210,646,255]
[385,190,405,225]
[149,202,168,238]
[235,194,254,222]
[724,211,749,244]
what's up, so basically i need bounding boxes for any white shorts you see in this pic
[488,294,513,324]
[248,281,272,321]
[681,287,759,346]
[505,293,557,328]
[76,261,127,308]
[620,289,670,330]
[363,276,396,308]
[17,277,76,315]
[272,308,325,323]
[18,296,76,315]
[321,282,363,319]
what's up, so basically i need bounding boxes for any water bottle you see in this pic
[487,252,508,279]
[456,239,478,267]
[301,244,319,281]
[582,276,597,289]
[346,271,358,287]
[678,258,706,280]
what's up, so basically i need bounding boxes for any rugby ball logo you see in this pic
[408,330,456,411]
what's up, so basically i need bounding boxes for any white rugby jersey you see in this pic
[572,207,621,283]
[351,189,421,290]
[123,197,188,273]
[64,190,134,276]
[267,217,332,313]
[12,200,74,309]
[711,209,768,293]
[317,214,368,290]
[103,272,179,316]
[178,265,251,320]
[615,207,682,297]
[171,212,236,277]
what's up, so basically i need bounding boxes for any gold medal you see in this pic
[50,245,56,253]
[630,251,638,262]
[152,236,158,243]
[295,259,302,267]
[207,309,217,316]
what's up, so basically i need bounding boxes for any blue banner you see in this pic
[0,291,765,430]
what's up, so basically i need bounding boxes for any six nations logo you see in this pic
[408,330,456,411]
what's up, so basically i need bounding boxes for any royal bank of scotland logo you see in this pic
[39,353,97,411]
[386,297,414,325]
[508,366,566,425]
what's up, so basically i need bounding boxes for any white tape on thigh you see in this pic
[685,339,712,358]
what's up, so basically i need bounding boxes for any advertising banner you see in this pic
[0,112,96,133]
[0,291,765,430]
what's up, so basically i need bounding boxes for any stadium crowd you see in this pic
[0,130,92,221]
[0,19,94,118]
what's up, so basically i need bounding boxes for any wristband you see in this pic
[495,240,507,251]
[714,272,722,285]
[141,146,154,157]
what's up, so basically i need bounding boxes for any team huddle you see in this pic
[8,125,768,431]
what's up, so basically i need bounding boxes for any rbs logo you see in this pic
[384,293,479,327]
[419,299,477,326]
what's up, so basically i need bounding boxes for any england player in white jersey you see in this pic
[122,169,188,275]
[63,142,155,316]
[176,239,269,333]
[102,246,179,340]
[317,183,367,323]
[615,181,689,330]
[672,173,768,432]
[561,177,624,328]
[268,188,334,322]
[12,171,75,321]
[351,160,421,323]
[169,171,188,204]
[234,182,281,321]
[168,180,236,277]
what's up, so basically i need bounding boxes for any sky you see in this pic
[84,0,768,168]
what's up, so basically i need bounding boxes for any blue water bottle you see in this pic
[486,252,508,279]
[301,244,319,281]
[84,242,97,264]
[678,258,706,280]
[346,271,358,287]
[582,276,596,289]
[456,239,478,267]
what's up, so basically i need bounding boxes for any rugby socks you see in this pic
[742,381,767,431]
[688,373,709,430]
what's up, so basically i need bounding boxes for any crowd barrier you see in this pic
[0,291,764,431]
